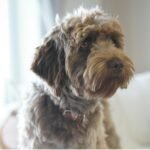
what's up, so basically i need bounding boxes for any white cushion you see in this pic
[110,72,150,148]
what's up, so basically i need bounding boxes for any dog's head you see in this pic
[31,7,134,98]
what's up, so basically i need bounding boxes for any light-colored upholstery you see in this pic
[110,72,150,148]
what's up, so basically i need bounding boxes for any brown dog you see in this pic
[18,7,134,149]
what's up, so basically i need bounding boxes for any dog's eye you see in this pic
[81,41,89,48]
[80,32,97,50]
[81,37,92,49]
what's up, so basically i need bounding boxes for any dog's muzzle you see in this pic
[83,49,134,98]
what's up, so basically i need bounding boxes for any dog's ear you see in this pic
[101,20,124,49]
[31,27,66,95]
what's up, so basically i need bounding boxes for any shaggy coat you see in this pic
[18,7,134,149]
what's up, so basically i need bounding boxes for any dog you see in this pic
[18,7,134,149]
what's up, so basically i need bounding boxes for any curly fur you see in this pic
[18,7,134,149]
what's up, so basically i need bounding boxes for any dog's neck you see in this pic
[57,84,102,123]
[33,79,102,124]
[49,83,101,115]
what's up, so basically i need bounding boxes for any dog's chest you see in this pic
[24,92,106,148]
[42,103,105,149]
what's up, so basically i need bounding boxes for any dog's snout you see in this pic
[107,59,124,72]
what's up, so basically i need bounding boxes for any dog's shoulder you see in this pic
[24,81,56,110]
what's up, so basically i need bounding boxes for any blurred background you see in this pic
[0,0,150,148]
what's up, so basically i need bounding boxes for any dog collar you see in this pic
[60,109,85,124]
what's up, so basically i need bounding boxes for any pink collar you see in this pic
[60,109,85,124]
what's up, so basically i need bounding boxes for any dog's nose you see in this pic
[107,59,124,72]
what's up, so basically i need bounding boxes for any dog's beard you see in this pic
[83,51,134,98]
